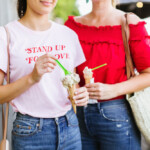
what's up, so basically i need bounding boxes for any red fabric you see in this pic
[65,16,150,101]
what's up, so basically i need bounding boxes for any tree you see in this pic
[53,0,80,23]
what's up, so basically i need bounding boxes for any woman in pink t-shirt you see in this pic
[0,0,89,149]
[65,0,150,150]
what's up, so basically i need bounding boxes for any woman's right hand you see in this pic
[30,53,57,83]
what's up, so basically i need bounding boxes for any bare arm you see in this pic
[117,68,150,96]
[0,71,36,104]
[0,54,56,104]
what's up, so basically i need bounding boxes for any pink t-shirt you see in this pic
[0,20,86,118]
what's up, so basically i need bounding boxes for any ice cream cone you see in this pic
[68,84,76,113]
[84,74,93,84]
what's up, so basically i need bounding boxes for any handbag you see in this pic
[0,27,10,150]
[122,13,150,144]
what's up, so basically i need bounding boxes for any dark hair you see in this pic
[17,0,27,18]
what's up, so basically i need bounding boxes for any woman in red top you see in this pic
[65,0,150,149]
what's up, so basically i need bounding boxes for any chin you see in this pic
[39,10,51,15]
[27,0,57,16]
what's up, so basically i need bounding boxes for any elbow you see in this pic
[0,97,11,104]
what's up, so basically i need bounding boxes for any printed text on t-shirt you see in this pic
[25,45,69,64]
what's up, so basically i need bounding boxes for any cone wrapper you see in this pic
[68,84,76,113]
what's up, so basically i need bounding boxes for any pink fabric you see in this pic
[0,20,85,118]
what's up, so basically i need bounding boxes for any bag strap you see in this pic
[2,26,10,140]
[121,13,135,79]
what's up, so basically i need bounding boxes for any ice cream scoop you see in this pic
[62,73,80,89]
[83,63,107,84]
[83,67,93,84]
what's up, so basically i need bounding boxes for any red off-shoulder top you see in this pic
[65,16,150,101]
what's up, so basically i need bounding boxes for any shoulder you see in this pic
[113,9,141,25]
[0,20,18,34]
[126,13,141,25]
[53,21,78,38]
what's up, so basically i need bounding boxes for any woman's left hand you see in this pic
[73,87,89,106]
[86,83,118,100]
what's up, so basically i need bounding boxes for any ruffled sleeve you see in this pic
[0,27,8,73]
[65,16,123,46]
[129,21,150,72]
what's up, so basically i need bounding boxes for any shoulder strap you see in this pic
[121,13,135,79]
[2,26,10,140]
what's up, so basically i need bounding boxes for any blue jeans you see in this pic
[12,108,81,150]
[77,99,141,150]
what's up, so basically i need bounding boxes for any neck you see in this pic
[19,7,51,31]
[91,0,114,18]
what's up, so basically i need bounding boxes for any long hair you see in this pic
[112,0,119,7]
[17,0,27,18]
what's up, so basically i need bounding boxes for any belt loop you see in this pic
[97,103,101,114]
[39,118,43,131]
[55,117,59,126]
[65,112,70,127]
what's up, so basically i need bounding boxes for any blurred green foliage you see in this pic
[53,0,80,23]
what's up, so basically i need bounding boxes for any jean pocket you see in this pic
[12,119,39,137]
[101,104,130,122]
[68,113,79,127]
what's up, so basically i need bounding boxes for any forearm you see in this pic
[116,72,150,96]
[0,74,36,104]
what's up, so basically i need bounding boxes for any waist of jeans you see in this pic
[97,95,125,102]
[87,98,128,108]
[16,108,74,122]
[88,95,125,104]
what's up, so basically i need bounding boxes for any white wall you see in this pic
[0,0,17,25]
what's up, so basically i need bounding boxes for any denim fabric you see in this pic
[77,99,141,150]
[12,108,81,150]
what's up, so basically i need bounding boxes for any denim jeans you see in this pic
[12,108,81,150]
[77,99,141,150]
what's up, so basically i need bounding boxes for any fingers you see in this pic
[74,87,88,100]
[87,87,99,92]
[76,98,88,106]
[74,87,87,95]
[89,92,100,96]
[89,96,100,100]
[43,63,55,70]
[74,92,87,100]
[40,54,57,66]
[86,83,100,88]
[73,87,89,106]
[86,83,102,100]
[35,54,57,74]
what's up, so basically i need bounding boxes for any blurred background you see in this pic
[0,0,150,150]
[0,0,150,32]
[0,0,150,30]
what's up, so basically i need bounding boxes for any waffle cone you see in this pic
[68,85,76,113]
[84,74,93,84]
